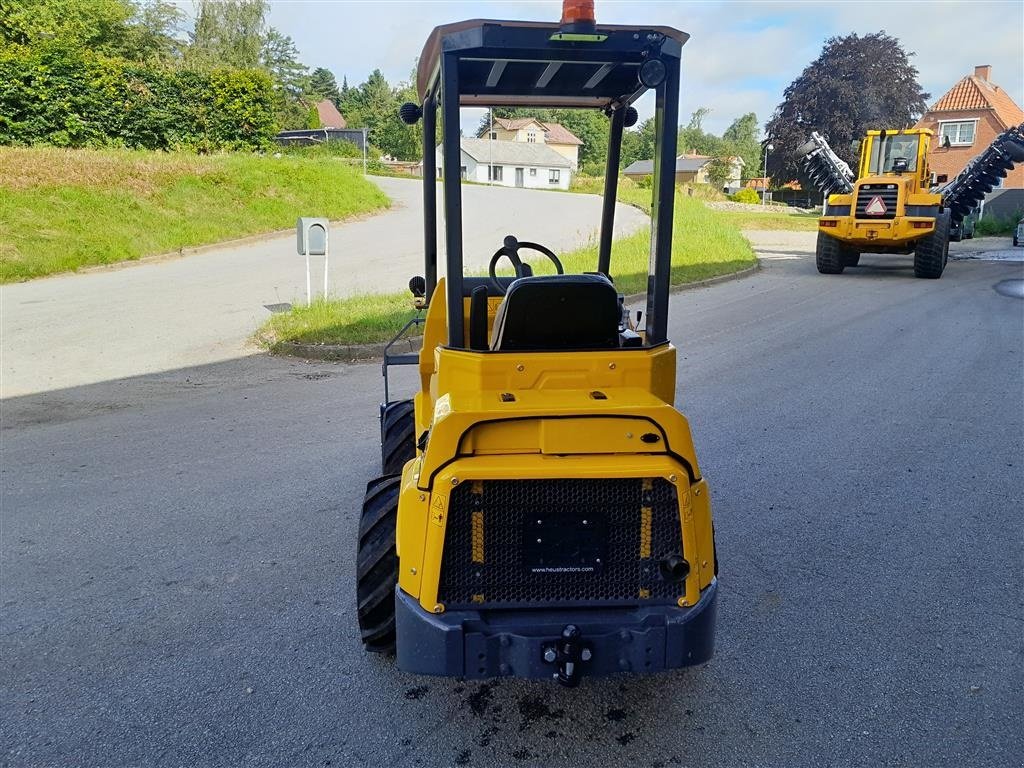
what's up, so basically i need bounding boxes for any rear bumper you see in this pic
[395,579,718,679]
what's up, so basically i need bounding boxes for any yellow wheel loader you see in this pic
[356,1,718,686]
[801,123,1024,279]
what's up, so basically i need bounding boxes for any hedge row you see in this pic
[0,43,278,151]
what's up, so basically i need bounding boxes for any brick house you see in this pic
[914,65,1024,188]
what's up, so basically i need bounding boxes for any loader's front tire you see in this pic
[914,212,950,279]
[357,475,400,654]
[816,231,846,274]
[381,399,415,475]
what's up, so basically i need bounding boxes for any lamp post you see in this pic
[762,142,774,206]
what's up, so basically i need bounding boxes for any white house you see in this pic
[477,117,584,170]
[436,137,572,190]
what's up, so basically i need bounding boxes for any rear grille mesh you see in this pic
[437,478,684,609]
[855,184,898,219]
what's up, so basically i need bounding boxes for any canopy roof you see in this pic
[416,18,688,109]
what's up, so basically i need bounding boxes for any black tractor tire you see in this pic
[842,251,861,267]
[357,475,400,654]
[381,399,415,476]
[815,230,846,274]
[914,211,950,279]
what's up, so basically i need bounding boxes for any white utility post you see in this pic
[296,217,330,305]
[762,143,774,207]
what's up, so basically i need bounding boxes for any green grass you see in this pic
[0,147,389,282]
[259,188,758,350]
[258,293,417,347]
[712,208,820,232]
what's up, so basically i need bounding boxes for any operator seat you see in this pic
[489,274,621,351]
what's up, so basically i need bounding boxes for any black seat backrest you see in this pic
[490,274,620,351]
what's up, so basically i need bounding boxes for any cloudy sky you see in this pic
[265,0,1024,137]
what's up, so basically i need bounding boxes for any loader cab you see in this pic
[858,129,932,192]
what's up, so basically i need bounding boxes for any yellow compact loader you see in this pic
[356,1,718,686]
[803,124,1024,279]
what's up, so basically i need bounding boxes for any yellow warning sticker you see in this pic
[430,494,446,526]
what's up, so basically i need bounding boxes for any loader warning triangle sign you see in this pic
[864,195,887,216]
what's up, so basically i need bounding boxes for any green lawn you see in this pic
[0,147,389,282]
[712,208,820,232]
[259,189,758,350]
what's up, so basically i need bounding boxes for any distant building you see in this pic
[315,99,347,129]
[913,65,1024,189]
[477,117,583,170]
[623,153,744,192]
[436,137,572,189]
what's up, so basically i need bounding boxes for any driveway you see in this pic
[3,236,1021,767]
[0,177,647,397]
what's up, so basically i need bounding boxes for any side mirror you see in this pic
[850,140,861,155]
[409,276,426,298]
[942,136,952,149]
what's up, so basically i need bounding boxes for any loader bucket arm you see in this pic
[798,131,855,196]
[938,123,1024,223]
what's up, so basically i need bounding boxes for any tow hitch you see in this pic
[542,625,592,687]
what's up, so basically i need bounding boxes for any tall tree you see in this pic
[187,0,266,69]
[678,108,723,157]
[721,112,761,179]
[308,67,341,105]
[764,31,928,184]
[340,69,419,159]
[260,27,309,129]
[125,1,186,62]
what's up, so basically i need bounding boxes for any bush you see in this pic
[975,212,1022,237]
[278,139,362,159]
[729,188,761,204]
[0,42,277,151]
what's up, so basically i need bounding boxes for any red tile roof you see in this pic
[489,117,583,145]
[927,75,1023,128]
[540,121,583,146]
[315,100,347,129]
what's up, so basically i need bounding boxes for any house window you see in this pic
[529,168,537,176]
[488,165,503,182]
[548,169,560,184]
[939,120,976,146]
[527,131,537,143]
[489,132,497,140]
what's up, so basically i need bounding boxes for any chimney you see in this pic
[974,65,991,81]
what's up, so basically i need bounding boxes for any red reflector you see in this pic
[912,222,932,229]
[820,220,838,228]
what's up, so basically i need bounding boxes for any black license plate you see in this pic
[523,511,607,575]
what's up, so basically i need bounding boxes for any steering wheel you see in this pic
[488,235,564,295]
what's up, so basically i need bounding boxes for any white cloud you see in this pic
[262,0,1022,138]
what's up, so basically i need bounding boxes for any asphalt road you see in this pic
[0,177,646,397]
[3,238,1022,767]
